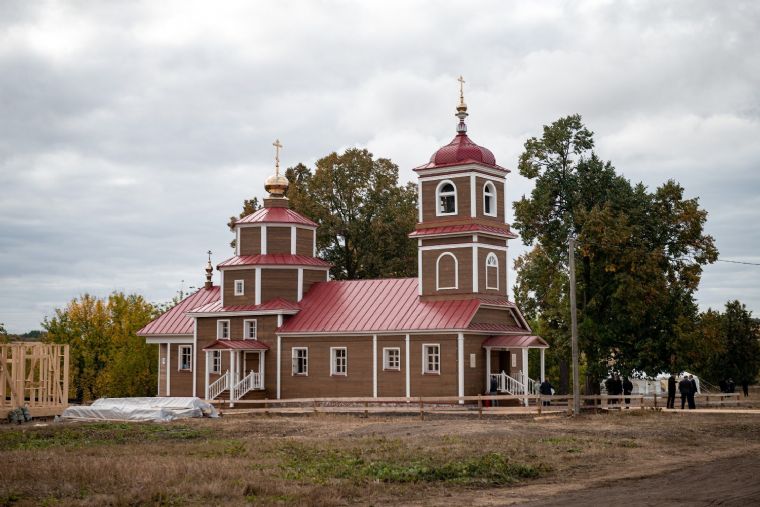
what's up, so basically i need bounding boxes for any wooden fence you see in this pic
[211,392,746,418]
[1,342,70,419]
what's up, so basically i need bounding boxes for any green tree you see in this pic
[513,115,717,393]
[43,292,158,402]
[283,149,418,279]
[697,301,760,384]
[0,322,8,344]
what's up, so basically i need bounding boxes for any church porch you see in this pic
[483,335,549,405]
[202,339,269,406]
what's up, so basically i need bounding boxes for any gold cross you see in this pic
[458,75,465,104]
[273,139,283,176]
[207,250,212,262]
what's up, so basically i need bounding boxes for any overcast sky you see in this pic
[1,1,759,332]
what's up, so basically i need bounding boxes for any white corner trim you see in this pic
[472,244,478,293]
[405,334,411,398]
[290,225,296,255]
[220,269,225,307]
[166,343,171,396]
[436,252,458,290]
[503,179,508,224]
[418,248,423,295]
[297,268,303,301]
[255,268,261,305]
[192,319,198,397]
[236,227,241,256]
[372,334,378,398]
[261,225,267,255]
[457,333,464,404]
[276,335,282,399]
[470,173,476,217]
[418,181,423,222]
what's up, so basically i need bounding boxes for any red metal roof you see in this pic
[482,335,549,348]
[202,339,270,351]
[414,133,509,173]
[468,322,526,333]
[189,297,300,314]
[235,207,317,227]
[278,278,481,334]
[137,286,220,336]
[475,296,516,308]
[218,254,331,268]
[410,224,518,239]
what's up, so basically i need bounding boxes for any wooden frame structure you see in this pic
[1,342,69,419]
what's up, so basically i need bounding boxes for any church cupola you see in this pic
[410,77,517,300]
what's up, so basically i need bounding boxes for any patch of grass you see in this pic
[0,492,22,507]
[278,443,541,485]
[0,422,210,451]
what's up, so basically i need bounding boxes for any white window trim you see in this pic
[511,353,517,368]
[436,252,459,290]
[383,347,401,371]
[243,319,258,340]
[234,279,244,296]
[435,179,458,216]
[292,347,308,376]
[483,181,497,217]
[178,345,192,371]
[330,347,347,376]
[422,343,441,375]
[210,350,222,374]
[217,319,230,340]
[486,252,499,290]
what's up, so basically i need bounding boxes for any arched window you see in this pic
[483,181,496,216]
[436,252,458,290]
[436,180,457,216]
[486,252,499,290]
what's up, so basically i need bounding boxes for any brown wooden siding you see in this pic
[267,226,291,254]
[475,176,505,223]
[421,248,472,296]
[477,236,508,247]
[239,227,261,256]
[408,334,458,397]
[223,268,257,306]
[477,248,507,297]
[168,343,193,396]
[280,337,373,398]
[420,236,473,247]
[464,335,487,395]
[470,307,519,327]
[376,336,406,397]
[421,176,470,223]
[302,269,328,297]
[261,268,298,302]
[296,228,313,256]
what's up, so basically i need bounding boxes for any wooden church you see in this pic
[138,82,548,403]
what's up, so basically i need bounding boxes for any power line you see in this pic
[716,259,760,266]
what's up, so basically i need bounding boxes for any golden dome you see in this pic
[265,173,289,197]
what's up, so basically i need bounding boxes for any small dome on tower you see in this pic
[430,134,497,166]
[265,174,289,197]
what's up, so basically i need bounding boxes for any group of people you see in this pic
[719,378,751,397]
[604,374,634,405]
[666,374,698,409]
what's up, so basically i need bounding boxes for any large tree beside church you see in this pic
[284,149,418,280]
[513,115,718,393]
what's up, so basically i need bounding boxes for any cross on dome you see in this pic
[455,75,468,133]
[265,138,289,198]
[273,139,283,177]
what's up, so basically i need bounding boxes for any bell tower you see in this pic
[410,77,517,300]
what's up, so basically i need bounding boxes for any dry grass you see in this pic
[1,410,759,506]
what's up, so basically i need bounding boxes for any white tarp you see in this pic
[61,397,218,422]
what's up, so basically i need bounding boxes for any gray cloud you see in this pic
[1,0,759,331]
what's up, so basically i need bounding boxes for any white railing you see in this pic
[231,370,262,402]
[525,375,540,395]
[208,370,230,400]
[490,371,527,395]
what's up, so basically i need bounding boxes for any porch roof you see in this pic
[482,335,549,349]
[202,340,270,351]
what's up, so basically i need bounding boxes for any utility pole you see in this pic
[569,236,581,416]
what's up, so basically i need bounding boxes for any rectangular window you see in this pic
[470,353,477,368]
[210,350,222,374]
[383,347,401,370]
[330,347,347,376]
[217,320,230,340]
[178,345,192,371]
[292,347,308,375]
[422,344,440,374]
[243,319,257,340]
[234,279,244,296]
[511,353,517,368]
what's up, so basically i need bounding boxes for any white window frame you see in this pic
[243,319,257,340]
[210,350,222,374]
[383,347,401,371]
[217,319,230,340]
[483,181,497,217]
[330,347,347,376]
[292,347,308,376]
[436,252,459,290]
[435,179,457,216]
[422,344,440,375]
[511,353,517,368]
[234,279,244,296]
[178,345,192,371]
[486,252,499,290]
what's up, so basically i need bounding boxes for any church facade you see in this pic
[138,87,548,403]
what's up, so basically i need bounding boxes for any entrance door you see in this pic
[244,351,260,374]
[498,350,509,374]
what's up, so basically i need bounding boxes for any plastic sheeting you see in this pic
[61,397,219,422]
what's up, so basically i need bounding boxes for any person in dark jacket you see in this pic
[678,376,692,409]
[539,379,553,406]
[742,379,750,397]
[688,375,697,409]
[667,375,677,409]
[623,377,633,407]
[727,378,736,393]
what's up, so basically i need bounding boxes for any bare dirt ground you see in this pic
[1,408,759,506]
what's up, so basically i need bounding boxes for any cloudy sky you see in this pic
[1,1,759,332]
